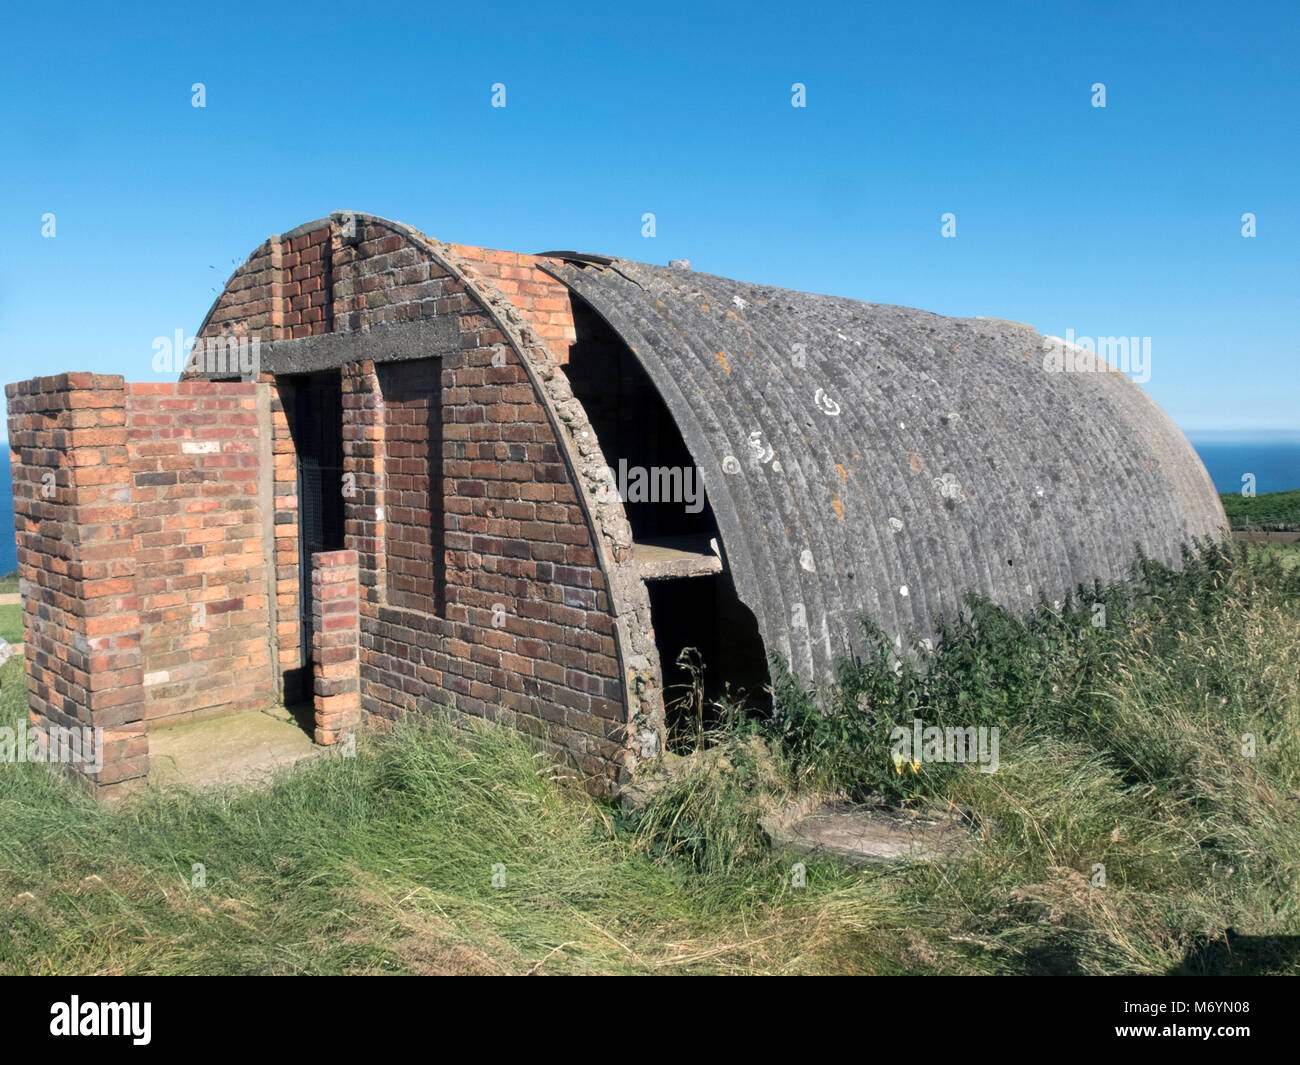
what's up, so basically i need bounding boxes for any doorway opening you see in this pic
[646,571,771,747]
[279,370,346,720]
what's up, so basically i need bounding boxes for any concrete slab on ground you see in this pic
[148,710,325,791]
[761,798,974,866]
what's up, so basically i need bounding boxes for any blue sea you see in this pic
[1186,434,1300,497]
[0,434,1295,578]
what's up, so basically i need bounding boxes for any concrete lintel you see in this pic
[253,317,464,377]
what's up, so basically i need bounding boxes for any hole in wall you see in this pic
[646,571,771,750]
[564,296,717,544]
[561,292,772,746]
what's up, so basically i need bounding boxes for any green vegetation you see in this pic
[1221,488,1300,530]
[768,540,1300,972]
[0,604,21,645]
[0,571,18,594]
[2,542,1298,974]
[0,659,897,975]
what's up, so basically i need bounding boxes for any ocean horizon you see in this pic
[0,432,1296,578]
[1184,433,1300,497]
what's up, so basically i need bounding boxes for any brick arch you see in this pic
[188,212,664,790]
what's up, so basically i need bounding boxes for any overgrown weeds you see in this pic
[765,540,1300,972]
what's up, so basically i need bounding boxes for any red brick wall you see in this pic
[180,214,648,790]
[446,246,577,362]
[311,550,360,745]
[5,374,279,794]
[5,374,146,796]
[329,219,627,788]
[125,381,275,725]
[284,227,333,338]
[268,382,301,689]
[188,236,301,686]
[198,228,578,358]
[378,359,444,614]
[200,239,279,341]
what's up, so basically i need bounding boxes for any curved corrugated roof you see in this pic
[542,258,1226,686]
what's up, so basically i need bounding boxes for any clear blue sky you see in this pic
[2,0,1296,433]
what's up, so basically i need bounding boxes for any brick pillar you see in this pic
[341,360,384,589]
[311,550,360,744]
[5,373,146,797]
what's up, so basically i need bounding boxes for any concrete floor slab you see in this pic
[148,710,325,791]
[761,798,973,866]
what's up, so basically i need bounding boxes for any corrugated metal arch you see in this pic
[542,258,1226,689]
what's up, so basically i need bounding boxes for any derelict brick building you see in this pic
[5,211,1226,797]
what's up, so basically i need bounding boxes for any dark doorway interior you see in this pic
[280,371,346,706]
[561,292,770,742]
[647,573,771,743]
[564,295,716,544]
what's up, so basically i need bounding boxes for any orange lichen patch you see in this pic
[726,310,739,321]
[831,495,845,521]
[907,451,925,474]
[701,303,710,312]
[714,350,731,374]
[836,463,848,482]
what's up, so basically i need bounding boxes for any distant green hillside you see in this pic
[1221,489,1300,530]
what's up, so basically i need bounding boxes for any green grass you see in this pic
[1221,489,1300,530]
[0,572,18,595]
[769,541,1300,973]
[2,540,1298,974]
[0,659,917,975]
[0,604,21,644]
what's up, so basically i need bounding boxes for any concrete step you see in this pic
[761,797,975,866]
[148,710,327,791]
